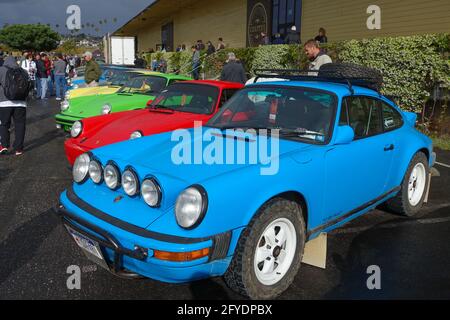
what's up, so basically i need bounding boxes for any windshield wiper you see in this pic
[278,128,325,139]
[150,104,175,112]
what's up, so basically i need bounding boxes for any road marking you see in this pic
[435,161,450,169]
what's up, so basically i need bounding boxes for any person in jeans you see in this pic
[83,51,101,87]
[191,46,201,80]
[36,54,48,99]
[54,53,67,100]
[0,56,28,155]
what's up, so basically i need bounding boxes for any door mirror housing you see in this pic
[334,125,355,145]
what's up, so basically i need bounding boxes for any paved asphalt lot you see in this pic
[0,98,449,300]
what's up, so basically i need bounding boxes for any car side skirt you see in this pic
[307,186,401,239]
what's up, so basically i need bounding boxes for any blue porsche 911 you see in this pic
[55,65,436,299]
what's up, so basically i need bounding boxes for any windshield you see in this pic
[149,83,219,115]
[108,71,140,86]
[207,86,337,143]
[118,76,167,95]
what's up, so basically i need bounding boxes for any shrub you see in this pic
[144,34,449,114]
[336,34,450,113]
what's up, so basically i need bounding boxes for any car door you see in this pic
[322,96,395,223]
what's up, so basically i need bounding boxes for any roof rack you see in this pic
[253,69,381,94]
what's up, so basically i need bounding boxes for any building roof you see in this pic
[113,0,199,36]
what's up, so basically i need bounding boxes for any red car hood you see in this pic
[80,109,211,150]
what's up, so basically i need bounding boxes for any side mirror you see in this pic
[334,125,355,145]
[403,111,418,127]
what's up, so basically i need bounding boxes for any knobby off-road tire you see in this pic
[318,63,383,92]
[385,152,429,217]
[224,198,306,299]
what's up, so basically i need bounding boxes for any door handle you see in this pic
[384,144,395,151]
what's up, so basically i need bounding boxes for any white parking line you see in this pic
[436,161,450,169]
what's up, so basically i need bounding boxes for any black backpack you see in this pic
[3,66,31,100]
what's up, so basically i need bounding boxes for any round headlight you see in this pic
[175,186,208,229]
[101,104,112,115]
[130,131,143,140]
[89,160,103,184]
[71,121,83,138]
[73,153,91,183]
[61,100,70,111]
[122,169,139,196]
[141,179,161,207]
[104,163,120,189]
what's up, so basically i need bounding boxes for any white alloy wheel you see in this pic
[254,218,297,286]
[408,163,427,206]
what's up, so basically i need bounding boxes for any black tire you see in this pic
[223,198,306,299]
[318,63,383,91]
[385,152,429,217]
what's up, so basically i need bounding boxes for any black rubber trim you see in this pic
[66,185,213,244]
[307,186,401,238]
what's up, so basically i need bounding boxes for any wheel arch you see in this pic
[251,191,309,231]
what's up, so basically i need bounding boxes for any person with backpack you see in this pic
[0,56,31,156]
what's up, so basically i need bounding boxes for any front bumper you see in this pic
[56,187,234,283]
[55,114,83,132]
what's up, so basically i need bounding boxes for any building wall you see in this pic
[127,0,450,52]
[135,0,247,52]
[301,0,450,42]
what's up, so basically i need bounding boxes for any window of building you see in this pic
[272,0,302,38]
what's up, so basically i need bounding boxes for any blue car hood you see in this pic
[93,128,312,185]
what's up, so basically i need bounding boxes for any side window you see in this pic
[382,102,403,131]
[345,97,383,139]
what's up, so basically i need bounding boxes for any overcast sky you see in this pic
[0,0,153,36]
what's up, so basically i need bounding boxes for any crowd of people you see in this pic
[0,50,95,156]
[0,27,331,157]
[0,51,82,101]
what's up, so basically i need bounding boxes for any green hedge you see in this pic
[142,34,450,113]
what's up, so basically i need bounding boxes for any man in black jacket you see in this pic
[220,52,247,84]
[285,25,301,45]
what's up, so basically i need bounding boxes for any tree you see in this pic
[55,39,81,55]
[0,24,60,52]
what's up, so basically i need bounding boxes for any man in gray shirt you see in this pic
[54,53,67,101]
[304,39,332,74]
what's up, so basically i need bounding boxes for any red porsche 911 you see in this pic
[64,80,244,165]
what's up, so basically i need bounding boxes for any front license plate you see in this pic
[66,226,104,260]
